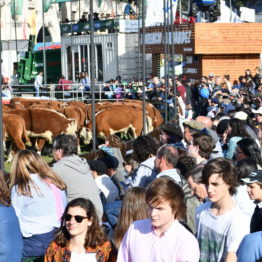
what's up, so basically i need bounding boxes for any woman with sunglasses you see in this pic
[10,150,67,258]
[45,198,115,262]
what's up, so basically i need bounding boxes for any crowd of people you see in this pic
[99,67,262,120]
[1,68,262,262]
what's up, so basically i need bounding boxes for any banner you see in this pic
[119,20,139,33]
[10,0,24,18]
[145,0,178,27]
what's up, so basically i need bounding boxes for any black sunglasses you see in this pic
[64,214,88,223]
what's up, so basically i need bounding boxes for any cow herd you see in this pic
[2,98,163,162]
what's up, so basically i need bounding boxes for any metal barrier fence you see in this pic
[8,83,175,121]
[11,83,108,102]
[10,83,143,102]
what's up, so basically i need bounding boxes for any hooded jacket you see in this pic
[52,154,103,220]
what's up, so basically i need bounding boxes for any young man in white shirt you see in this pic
[196,158,249,262]
[117,177,200,262]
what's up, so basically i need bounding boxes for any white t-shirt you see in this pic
[196,201,249,262]
[233,185,256,219]
[95,174,119,203]
[70,252,97,262]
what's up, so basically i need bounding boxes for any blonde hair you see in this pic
[10,150,66,196]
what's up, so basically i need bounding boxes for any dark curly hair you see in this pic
[55,198,107,249]
[106,134,122,148]
[132,135,159,163]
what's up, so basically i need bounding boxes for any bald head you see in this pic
[155,145,179,171]
[196,116,212,129]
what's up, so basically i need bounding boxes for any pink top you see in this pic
[117,219,200,262]
[177,85,186,102]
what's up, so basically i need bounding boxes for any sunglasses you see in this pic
[64,214,88,223]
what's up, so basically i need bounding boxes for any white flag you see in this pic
[145,0,178,27]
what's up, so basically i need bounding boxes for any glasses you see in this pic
[64,214,88,223]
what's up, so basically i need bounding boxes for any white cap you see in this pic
[252,107,262,114]
[234,111,248,121]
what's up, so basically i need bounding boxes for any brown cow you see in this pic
[67,101,88,117]
[10,97,64,112]
[86,106,145,144]
[6,108,77,154]
[61,105,89,147]
[86,100,163,131]
[28,103,89,147]
[10,97,43,108]
[3,114,31,162]
[12,100,88,150]
[28,101,64,112]
[123,99,163,128]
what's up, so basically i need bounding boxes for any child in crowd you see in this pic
[123,150,138,179]
[89,159,119,203]
[242,169,262,233]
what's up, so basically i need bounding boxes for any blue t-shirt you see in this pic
[124,4,136,15]
[0,204,23,261]
[237,232,262,262]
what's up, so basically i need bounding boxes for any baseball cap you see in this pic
[209,73,214,78]
[234,111,248,121]
[252,107,262,114]
[241,170,262,184]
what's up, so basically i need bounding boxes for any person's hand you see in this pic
[223,130,228,144]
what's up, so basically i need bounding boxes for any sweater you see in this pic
[52,155,103,221]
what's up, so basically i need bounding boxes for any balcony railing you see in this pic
[60,18,139,35]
